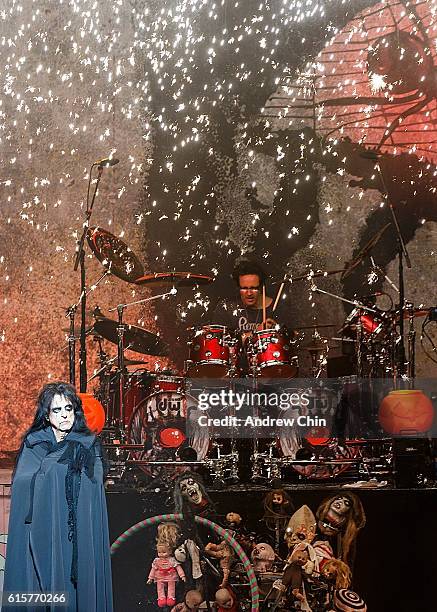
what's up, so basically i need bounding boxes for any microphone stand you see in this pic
[73,164,104,392]
[374,160,411,380]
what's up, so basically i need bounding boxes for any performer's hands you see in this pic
[147,578,153,584]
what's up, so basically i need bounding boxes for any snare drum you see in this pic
[248,328,298,378]
[186,325,240,378]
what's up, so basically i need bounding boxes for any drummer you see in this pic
[210,260,291,335]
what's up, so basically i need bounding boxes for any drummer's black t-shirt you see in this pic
[209,296,292,333]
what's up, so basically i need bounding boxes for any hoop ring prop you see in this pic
[110,512,259,611]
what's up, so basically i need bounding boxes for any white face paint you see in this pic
[48,394,75,441]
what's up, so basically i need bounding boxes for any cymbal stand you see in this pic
[108,289,177,438]
[373,160,411,380]
[65,269,111,388]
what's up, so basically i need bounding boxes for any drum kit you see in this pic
[65,217,436,489]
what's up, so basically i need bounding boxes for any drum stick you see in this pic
[272,279,285,312]
[262,284,267,328]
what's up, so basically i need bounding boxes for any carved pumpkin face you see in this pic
[379,390,434,435]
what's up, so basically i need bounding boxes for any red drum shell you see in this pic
[249,328,298,378]
[187,325,239,378]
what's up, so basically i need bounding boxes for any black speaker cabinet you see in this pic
[393,438,434,488]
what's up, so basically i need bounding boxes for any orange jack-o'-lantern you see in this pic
[378,390,434,435]
[78,392,106,434]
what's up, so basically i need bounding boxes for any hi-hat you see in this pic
[134,272,214,287]
[87,226,144,283]
[93,317,168,356]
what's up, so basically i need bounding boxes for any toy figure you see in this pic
[284,505,317,550]
[205,541,234,587]
[262,488,294,532]
[173,471,213,517]
[316,493,366,567]
[225,511,255,555]
[214,586,238,612]
[321,559,351,590]
[170,589,204,612]
[147,543,186,608]
[251,542,275,573]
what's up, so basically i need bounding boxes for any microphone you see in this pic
[95,157,119,167]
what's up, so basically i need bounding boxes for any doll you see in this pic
[251,542,275,573]
[170,589,204,612]
[147,543,186,608]
[214,586,238,612]
[205,541,234,587]
[316,493,366,568]
[284,505,317,550]
[225,512,255,555]
[262,488,294,532]
[321,559,351,590]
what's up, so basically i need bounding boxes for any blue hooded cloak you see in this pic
[3,427,113,612]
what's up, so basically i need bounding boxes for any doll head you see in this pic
[225,512,242,527]
[215,588,234,609]
[157,522,180,551]
[264,488,294,516]
[290,547,309,567]
[285,505,317,549]
[184,590,203,610]
[156,543,172,559]
[316,493,366,566]
[251,542,275,568]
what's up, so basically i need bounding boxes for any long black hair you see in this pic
[27,381,91,435]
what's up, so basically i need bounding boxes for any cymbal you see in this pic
[341,223,391,280]
[87,227,144,283]
[302,343,341,352]
[134,272,214,287]
[92,317,168,356]
[397,308,429,320]
[295,324,336,330]
[124,359,149,366]
[278,269,346,283]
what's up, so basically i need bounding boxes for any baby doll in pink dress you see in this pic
[147,543,186,607]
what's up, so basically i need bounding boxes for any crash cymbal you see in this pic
[295,324,336,330]
[134,272,214,287]
[93,317,168,356]
[87,226,144,283]
[341,223,391,280]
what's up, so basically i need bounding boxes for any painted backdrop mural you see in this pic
[1,0,436,451]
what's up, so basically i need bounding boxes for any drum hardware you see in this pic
[133,271,214,287]
[206,441,240,484]
[251,443,282,481]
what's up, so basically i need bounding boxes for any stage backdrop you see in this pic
[1,0,436,451]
